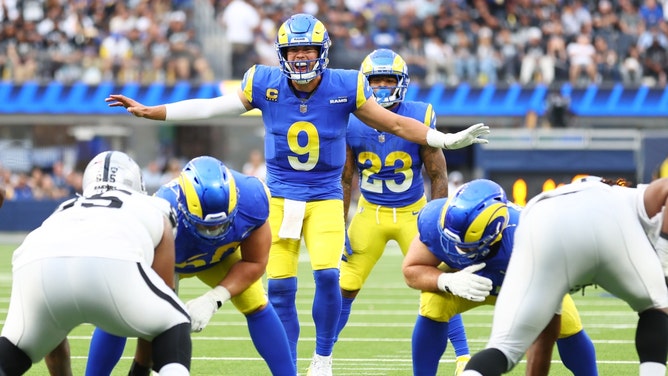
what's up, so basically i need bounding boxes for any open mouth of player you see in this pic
[292,61,309,73]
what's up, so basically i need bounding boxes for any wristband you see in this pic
[437,273,451,293]
[209,286,231,309]
[426,129,454,150]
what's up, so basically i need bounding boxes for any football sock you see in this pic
[85,328,127,376]
[246,304,297,376]
[312,268,342,356]
[464,348,508,375]
[557,330,598,375]
[448,313,470,357]
[335,296,355,341]
[0,336,32,375]
[268,277,299,367]
[636,309,668,364]
[152,323,191,373]
[412,315,449,376]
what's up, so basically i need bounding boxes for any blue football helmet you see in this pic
[177,156,238,240]
[275,13,331,84]
[360,49,409,108]
[438,179,509,269]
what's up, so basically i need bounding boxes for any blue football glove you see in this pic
[341,231,353,262]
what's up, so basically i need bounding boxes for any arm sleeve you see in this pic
[165,94,247,121]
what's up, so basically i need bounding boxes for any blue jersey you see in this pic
[155,170,270,274]
[347,101,435,207]
[417,198,521,296]
[241,65,374,200]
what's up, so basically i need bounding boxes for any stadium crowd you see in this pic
[0,0,666,87]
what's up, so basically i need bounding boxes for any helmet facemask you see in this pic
[177,156,239,241]
[275,14,331,84]
[437,180,509,269]
[360,49,409,107]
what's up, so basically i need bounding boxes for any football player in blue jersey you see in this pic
[85,156,296,376]
[402,179,598,376]
[104,13,490,375]
[338,49,471,375]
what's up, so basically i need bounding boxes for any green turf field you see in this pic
[0,240,642,375]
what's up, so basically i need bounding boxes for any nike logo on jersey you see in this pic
[329,97,348,104]
[412,211,420,215]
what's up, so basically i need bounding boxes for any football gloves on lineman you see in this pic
[437,263,493,302]
[186,286,231,332]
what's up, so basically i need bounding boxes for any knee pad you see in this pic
[152,323,192,372]
[636,309,668,364]
[268,277,298,307]
[0,336,32,375]
[313,268,339,289]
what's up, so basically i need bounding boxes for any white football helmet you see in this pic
[82,150,146,197]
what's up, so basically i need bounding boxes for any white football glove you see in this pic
[185,286,231,332]
[427,123,490,150]
[437,263,493,302]
[655,236,668,277]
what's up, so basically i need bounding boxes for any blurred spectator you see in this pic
[424,33,455,85]
[592,0,619,48]
[496,28,521,84]
[371,14,400,50]
[546,26,569,84]
[99,23,133,82]
[142,159,165,195]
[545,90,573,128]
[242,149,267,181]
[641,34,668,86]
[620,45,644,86]
[476,26,500,85]
[639,0,664,29]
[567,33,597,85]
[219,0,260,79]
[618,0,645,57]
[44,29,84,83]
[6,23,41,83]
[161,157,183,185]
[637,25,668,53]
[166,10,214,83]
[448,170,465,195]
[519,27,554,85]
[450,26,477,84]
[255,6,283,66]
[12,172,35,201]
[561,0,592,41]
[594,35,621,82]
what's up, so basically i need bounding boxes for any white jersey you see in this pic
[2,189,189,367]
[485,182,668,370]
[13,190,172,269]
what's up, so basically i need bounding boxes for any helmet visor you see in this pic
[185,211,234,239]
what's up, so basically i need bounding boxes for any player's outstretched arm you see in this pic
[354,99,489,150]
[106,94,167,120]
[106,89,252,121]
[426,123,490,150]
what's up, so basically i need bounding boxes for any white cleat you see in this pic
[306,353,333,376]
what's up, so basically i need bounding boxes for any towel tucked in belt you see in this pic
[278,199,306,239]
